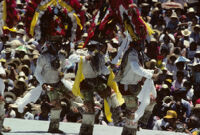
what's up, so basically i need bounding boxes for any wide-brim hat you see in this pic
[14,77,27,89]
[21,55,30,62]
[187,7,195,13]
[181,29,191,37]
[16,71,28,80]
[146,59,157,68]
[193,24,200,31]
[18,64,31,76]
[167,53,178,60]
[164,110,177,119]
[175,56,190,64]
[162,96,173,103]
[32,50,40,55]
[32,55,39,60]
[4,92,17,104]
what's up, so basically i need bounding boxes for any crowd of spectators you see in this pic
[0,0,200,134]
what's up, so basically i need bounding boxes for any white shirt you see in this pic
[82,57,110,79]
[120,49,153,85]
[34,53,64,84]
[186,88,194,101]
[153,119,167,130]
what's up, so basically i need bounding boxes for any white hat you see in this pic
[181,29,191,37]
[170,12,178,19]
[187,7,195,13]
[175,56,190,64]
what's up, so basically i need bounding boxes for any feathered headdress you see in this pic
[24,0,85,41]
[0,0,19,35]
[83,0,154,48]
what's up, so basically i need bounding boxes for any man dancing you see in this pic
[76,42,123,135]
[35,37,82,133]
[116,41,159,135]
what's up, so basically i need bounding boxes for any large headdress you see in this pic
[24,0,85,41]
[83,0,154,48]
[0,0,19,35]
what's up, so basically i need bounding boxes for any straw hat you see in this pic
[170,12,178,19]
[4,92,17,104]
[18,64,31,76]
[32,50,40,55]
[152,7,159,14]
[181,29,191,37]
[16,71,28,80]
[21,55,30,62]
[193,24,200,31]
[162,96,173,103]
[146,59,157,68]
[32,55,39,60]
[168,53,178,60]
[14,77,27,89]
[164,110,177,119]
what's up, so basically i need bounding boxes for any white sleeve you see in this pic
[0,63,5,75]
[130,61,153,79]
[153,121,160,130]
[68,53,81,64]
[34,55,45,85]
[111,36,129,64]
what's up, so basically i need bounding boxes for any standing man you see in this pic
[35,36,81,133]
[78,42,123,135]
[116,41,159,135]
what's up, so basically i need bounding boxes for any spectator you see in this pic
[153,110,178,131]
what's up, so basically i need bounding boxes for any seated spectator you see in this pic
[172,71,186,91]
[153,110,178,131]
[171,90,191,122]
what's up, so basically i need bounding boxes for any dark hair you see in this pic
[176,70,184,77]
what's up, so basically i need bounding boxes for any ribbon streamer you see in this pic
[2,0,7,23]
